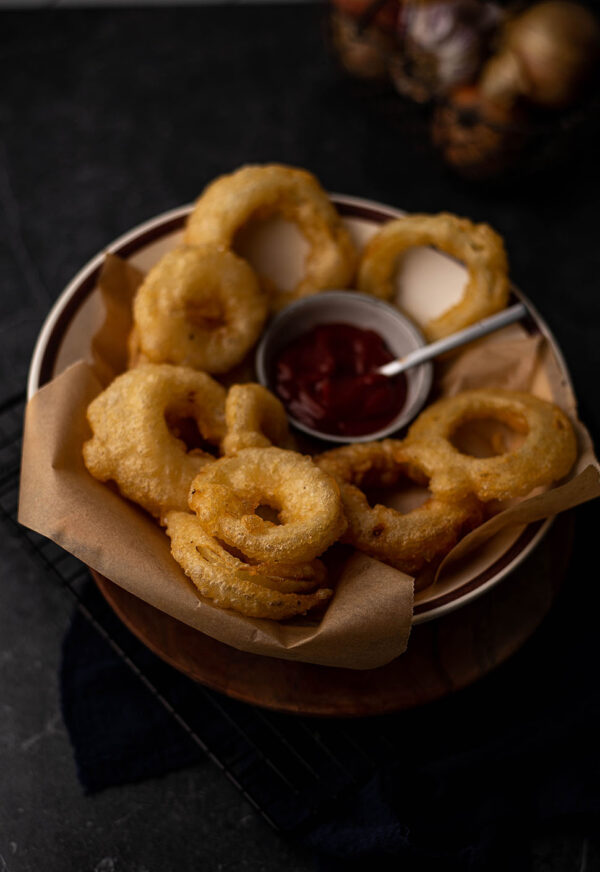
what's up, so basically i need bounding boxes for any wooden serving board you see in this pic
[93,512,574,717]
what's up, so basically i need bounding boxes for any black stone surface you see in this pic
[1,4,600,871]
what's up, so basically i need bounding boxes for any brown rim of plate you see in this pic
[31,196,554,622]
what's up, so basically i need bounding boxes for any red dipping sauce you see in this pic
[273,322,408,437]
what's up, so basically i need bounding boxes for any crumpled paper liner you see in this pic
[18,255,600,670]
[19,359,413,669]
[90,254,144,387]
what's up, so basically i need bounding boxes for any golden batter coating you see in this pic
[132,245,268,374]
[184,163,357,311]
[188,446,347,564]
[221,383,292,456]
[315,440,484,576]
[164,511,332,620]
[83,364,226,518]
[357,212,509,341]
[402,388,577,501]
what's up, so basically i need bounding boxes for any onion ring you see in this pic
[131,245,268,374]
[126,325,151,369]
[184,164,357,312]
[402,388,577,501]
[357,212,510,341]
[164,511,333,619]
[83,364,226,518]
[315,441,484,576]
[222,383,292,456]
[188,447,347,563]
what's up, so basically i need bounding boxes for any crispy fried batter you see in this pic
[131,245,267,374]
[357,212,509,341]
[222,382,292,456]
[188,446,347,564]
[184,163,357,311]
[165,511,332,619]
[402,388,577,501]
[83,364,226,518]
[315,440,484,575]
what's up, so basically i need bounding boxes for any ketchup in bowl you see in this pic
[273,322,407,437]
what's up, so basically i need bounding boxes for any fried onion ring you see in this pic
[315,441,484,576]
[131,245,268,374]
[126,325,151,369]
[222,383,292,456]
[184,164,357,312]
[165,511,333,619]
[357,212,510,341]
[402,389,577,501]
[83,364,226,518]
[188,447,347,563]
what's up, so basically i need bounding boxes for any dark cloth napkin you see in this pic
[60,501,599,871]
[60,586,204,791]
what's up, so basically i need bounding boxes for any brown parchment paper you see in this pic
[18,255,600,670]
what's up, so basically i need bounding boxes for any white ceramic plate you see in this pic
[28,195,570,624]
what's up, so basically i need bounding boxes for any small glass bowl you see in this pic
[255,290,433,443]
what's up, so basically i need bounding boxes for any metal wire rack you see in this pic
[3,391,404,835]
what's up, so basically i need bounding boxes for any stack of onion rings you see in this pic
[163,445,345,618]
[184,163,357,312]
[357,212,509,341]
[164,512,332,619]
[79,164,582,622]
[130,245,268,374]
[188,447,347,564]
[83,364,226,518]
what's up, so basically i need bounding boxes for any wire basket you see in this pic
[6,392,410,835]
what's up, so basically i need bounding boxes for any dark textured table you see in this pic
[1,5,600,871]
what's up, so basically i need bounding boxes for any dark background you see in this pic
[1,5,599,871]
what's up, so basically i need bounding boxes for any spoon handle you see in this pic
[378,302,529,377]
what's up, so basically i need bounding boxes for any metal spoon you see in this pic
[377,302,528,377]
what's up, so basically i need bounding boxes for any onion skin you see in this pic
[431,84,530,178]
[331,0,399,34]
[390,0,504,102]
[481,1,600,109]
[329,8,397,81]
